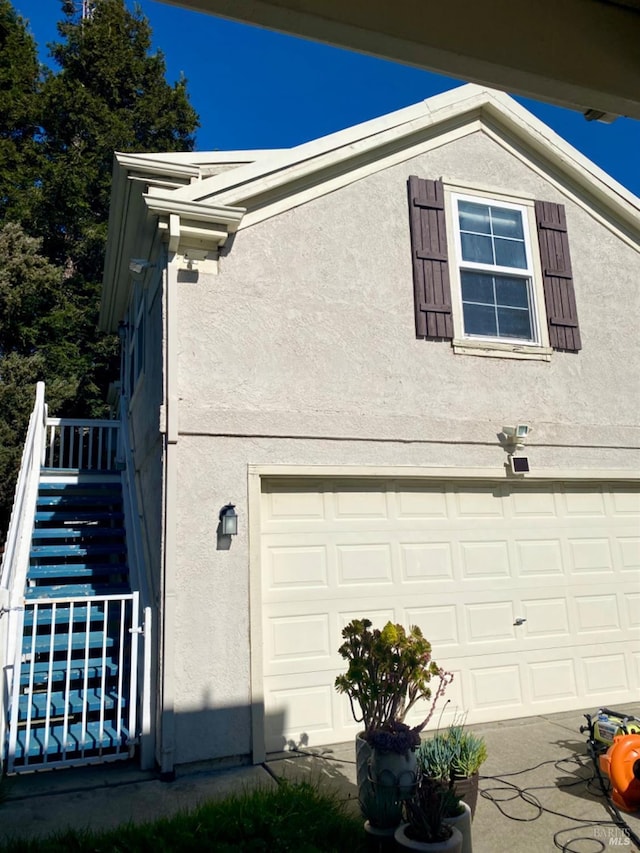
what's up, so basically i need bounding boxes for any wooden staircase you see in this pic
[8,470,139,772]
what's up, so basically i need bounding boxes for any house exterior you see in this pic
[98,85,640,776]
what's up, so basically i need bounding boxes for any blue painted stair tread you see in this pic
[37,494,124,507]
[22,630,115,655]
[25,582,131,599]
[30,543,125,560]
[19,658,118,686]
[18,688,125,718]
[23,603,115,625]
[38,482,121,493]
[35,511,124,522]
[32,528,125,540]
[28,563,128,580]
[14,721,129,759]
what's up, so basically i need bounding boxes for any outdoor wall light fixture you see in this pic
[219,503,238,536]
[501,424,532,476]
[502,424,532,450]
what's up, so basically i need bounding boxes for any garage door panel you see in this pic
[618,535,640,570]
[265,545,328,591]
[574,593,621,634]
[611,490,640,514]
[404,604,459,648]
[459,539,510,578]
[568,537,615,573]
[260,478,639,751]
[400,542,454,581]
[582,652,629,695]
[396,486,449,518]
[337,542,393,585]
[516,538,564,575]
[264,673,336,752]
[626,593,640,628]
[528,658,578,702]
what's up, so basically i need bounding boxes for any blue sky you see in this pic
[14,0,640,196]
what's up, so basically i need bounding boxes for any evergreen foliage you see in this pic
[0,0,41,223]
[0,0,199,538]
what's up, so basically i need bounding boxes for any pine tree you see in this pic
[0,0,199,537]
[0,0,41,223]
[37,0,199,275]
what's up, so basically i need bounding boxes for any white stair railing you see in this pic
[44,419,119,471]
[6,592,139,773]
[0,382,47,763]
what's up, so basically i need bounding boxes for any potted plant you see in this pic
[417,719,487,818]
[368,720,422,799]
[395,776,463,852]
[334,619,453,824]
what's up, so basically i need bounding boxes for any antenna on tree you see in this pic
[80,0,94,20]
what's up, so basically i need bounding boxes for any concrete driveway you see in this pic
[267,705,640,853]
[1,704,638,851]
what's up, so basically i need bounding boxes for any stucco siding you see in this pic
[166,128,639,766]
[178,130,640,444]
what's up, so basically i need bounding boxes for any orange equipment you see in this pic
[599,734,640,813]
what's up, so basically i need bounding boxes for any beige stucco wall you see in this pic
[168,129,639,766]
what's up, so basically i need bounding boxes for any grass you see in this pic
[0,780,367,852]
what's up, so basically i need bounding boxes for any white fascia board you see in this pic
[143,190,246,231]
[114,151,200,182]
[165,84,639,239]
[170,84,481,204]
[150,149,282,165]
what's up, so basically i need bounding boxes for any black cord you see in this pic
[479,753,640,853]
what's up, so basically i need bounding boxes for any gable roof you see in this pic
[100,83,640,330]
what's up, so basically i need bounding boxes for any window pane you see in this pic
[461,271,494,304]
[460,232,494,264]
[490,207,524,239]
[463,302,497,336]
[458,201,490,234]
[494,237,527,268]
[497,307,533,340]
[495,276,530,309]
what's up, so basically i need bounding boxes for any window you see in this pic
[407,176,581,358]
[452,195,538,345]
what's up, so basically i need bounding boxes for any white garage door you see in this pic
[259,478,639,753]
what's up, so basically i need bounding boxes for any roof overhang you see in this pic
[157,0,640,120]
[99,152,250,331]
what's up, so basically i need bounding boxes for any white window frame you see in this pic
[444,182,552,361]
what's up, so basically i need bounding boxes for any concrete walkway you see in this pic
[1,705,639,851]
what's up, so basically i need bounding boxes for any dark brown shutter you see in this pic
[535,200,582,352]
[408,176,453,340]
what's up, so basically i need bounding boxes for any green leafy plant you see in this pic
[334,618,453,743]
[448,724,488,778]
[417,718,488,782]
[402,776,457,843]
